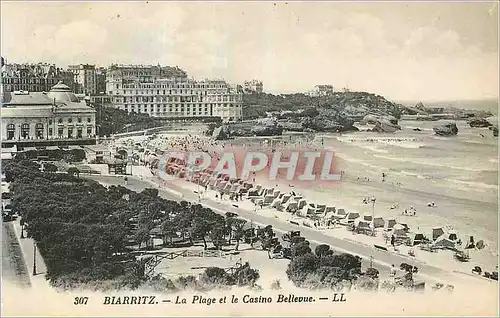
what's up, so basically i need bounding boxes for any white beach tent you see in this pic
[392,224,407,237]
[433,235,456,249]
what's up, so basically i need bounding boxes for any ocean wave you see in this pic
[402,126,433,132]
[372,154,490,172]
[443,178,498,191]
[331,150,498,190]
[335,136,425,149]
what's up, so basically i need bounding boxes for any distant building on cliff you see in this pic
[308,85,334,97]
[244,80,263,94]
[106,64,242,123]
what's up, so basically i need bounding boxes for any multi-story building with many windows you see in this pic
[1,81,96,143]
[1,62,75,93]
[106,64,243,122]
[68,64,97,95]
[244,80,263,94]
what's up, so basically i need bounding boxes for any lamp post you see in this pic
[370,196,376,235]
[32,241,37,276]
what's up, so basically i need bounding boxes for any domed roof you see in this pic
[47,81,79,103]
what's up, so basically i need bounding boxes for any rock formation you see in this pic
[360,114,401,133]
[490,125,498,137]
[467,117,493,128]
[433,122,458,136]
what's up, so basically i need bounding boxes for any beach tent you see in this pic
[280,194,291,204]
[284,201,298,213]
[392,224,407,237]
[334,209,348,220]
[373,217,385,228]
[297,199,308,210]
[325,206,336,213]
[247,188,260,197]
[433,236,455,249]
[316,204,326,214]
[399,223,410,232]
[363,214,373,222]
[263,195,275,206]
[386,219,397,229]
[447,230,458,242]
[354,219,372,230]
[464,235,476,249]
[324,212,335,220]
[432,227,445,241]
[476,240,485,250]
[346,212,360,223]
[271,198,282,208]
[410,232,425,246]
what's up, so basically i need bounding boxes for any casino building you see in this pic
[1,81,96,148]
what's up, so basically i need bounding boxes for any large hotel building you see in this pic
[106,64,243,122]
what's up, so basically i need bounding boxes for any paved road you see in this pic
[1,222,31,288]
[87,175,461,283]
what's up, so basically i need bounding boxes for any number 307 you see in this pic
[74,297,89,305]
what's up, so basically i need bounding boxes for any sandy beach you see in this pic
[104,123,498,283]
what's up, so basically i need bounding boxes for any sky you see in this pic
[1,1,498,101]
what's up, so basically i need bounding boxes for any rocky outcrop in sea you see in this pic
[467,117,493,128]
[490,125,498,137]
[433,122,458,136]
[360,114,401,133]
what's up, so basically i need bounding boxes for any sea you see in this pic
[236,119,498,262]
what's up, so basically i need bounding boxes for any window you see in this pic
[6,124,15,140]
[49,128,53,136]
[87,117,91,123]
[35,123,44,139]
[77,128,83,138]
[78,117,82,123]
[87,127,92,135]
[67,127,73,139]
[58,128,64,137]
[58,118,63,124]
[49,119,52,125]
[21,123,30,139]
[68,118,73,123]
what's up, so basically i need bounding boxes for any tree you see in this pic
[292,241,312,258]
[189,217,211,250]
[44,163,58,173]
[286,253,320,286]
[200,267,232,286]
[67,167,80,177]
[232,262,260,286]
[314,244,331,258]
[230,218,247,251]
[365,267,379,280]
